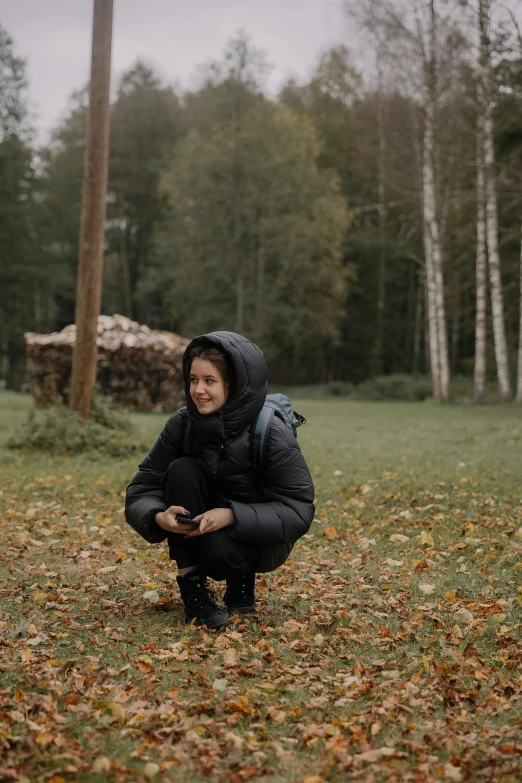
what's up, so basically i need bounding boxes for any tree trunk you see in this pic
[516,218,522,401]
[69,0,113,418]
[120,220,133,318]
[255,237,265,343]
[422,0,449,400]
[370,62,387,376]
[433,239,449,398]
[484,109,511,400]
[0,324,8,380]
[423,216,441,397]
[450,266,460,374]
[412,267,424,375]
[480,0,511,401]
[406,261,416,360]
[474,92,487,404]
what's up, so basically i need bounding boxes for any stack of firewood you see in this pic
[25,314,190,412]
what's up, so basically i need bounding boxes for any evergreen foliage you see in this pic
[2,20,522,393]
[7,393,147,457]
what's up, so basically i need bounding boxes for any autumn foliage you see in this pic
[1,395,521,781]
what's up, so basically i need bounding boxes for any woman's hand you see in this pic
[184,508,234,537]
[155,506,195,535]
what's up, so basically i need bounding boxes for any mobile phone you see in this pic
[176,515,200,526]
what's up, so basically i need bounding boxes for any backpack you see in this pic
[183,393,306,470]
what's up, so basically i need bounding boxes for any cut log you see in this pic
[25,314,189,412]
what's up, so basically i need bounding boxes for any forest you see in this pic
[1,0,522,399]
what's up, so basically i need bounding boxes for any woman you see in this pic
[125,331,314,628]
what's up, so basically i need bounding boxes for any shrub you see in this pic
[7,393,148,457]
[350,374,433,402]
[324,380,355,397]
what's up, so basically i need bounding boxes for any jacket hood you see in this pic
[182,331,268,438]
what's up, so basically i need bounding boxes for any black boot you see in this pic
[176,573,229,629]
[224,571,256,614]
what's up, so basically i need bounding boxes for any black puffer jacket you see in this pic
[125,331,315,572]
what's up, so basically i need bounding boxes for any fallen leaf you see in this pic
[309,695,329,708]
[419,583,436,594]
[420,531,435,547]
[107,702,125,719]
[323,526,339,540]
[355,748,382,763]
[144,762,160,780]
[135,655,153,673]
[27,635,45,646]
[283,619,302,633]
[225,731,245,749]
[92,756,111,774]
[342,676,361,688]
[444,763,463,782]
[455,607,473,621]
[223,648,238,666]
[35,731,54,746]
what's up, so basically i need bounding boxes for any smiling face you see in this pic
[189,357,228,415]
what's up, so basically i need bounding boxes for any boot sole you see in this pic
[185,613,229,629]
[225,605,256,615]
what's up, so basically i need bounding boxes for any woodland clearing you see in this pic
[1,393,521,782]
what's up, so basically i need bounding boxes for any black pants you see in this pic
[161,457,259,581]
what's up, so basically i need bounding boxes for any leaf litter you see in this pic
[1,441,522,781]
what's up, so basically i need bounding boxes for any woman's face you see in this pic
[189,358,228,415]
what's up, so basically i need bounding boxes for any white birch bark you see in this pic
[432,226,450,398]
[422,194,441,398]
[516,219,522,400]
[480,0,511,400]
[422,0,449,400]
[412,268,424,374]
[474,91,487,403]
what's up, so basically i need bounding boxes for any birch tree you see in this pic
[345,0,451,398]
[478,0,511,400]
[474,96,487,403]
[423,0,450,398]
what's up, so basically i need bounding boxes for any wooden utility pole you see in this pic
[69,0,113,418]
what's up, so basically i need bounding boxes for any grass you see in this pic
[1,392,522,783]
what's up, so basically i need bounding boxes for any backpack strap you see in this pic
[251,403,275,471]
[293,411,306,429]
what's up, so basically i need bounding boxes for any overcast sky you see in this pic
[1,0,357,144]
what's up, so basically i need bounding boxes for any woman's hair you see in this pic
[187,344,233,392]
